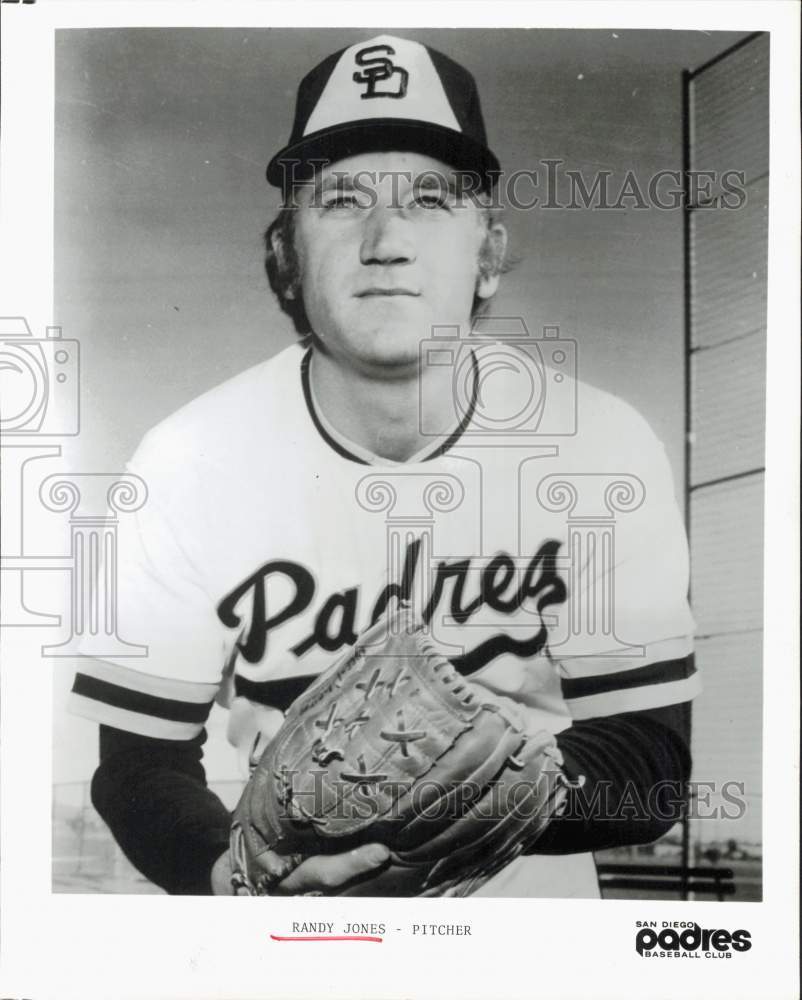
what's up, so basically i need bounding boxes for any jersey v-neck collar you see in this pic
[300,347,478,466]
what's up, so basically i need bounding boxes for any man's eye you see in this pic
[321,193,364,210]
[411,192,449,210]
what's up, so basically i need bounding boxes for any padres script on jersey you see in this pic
[70,341,700,896]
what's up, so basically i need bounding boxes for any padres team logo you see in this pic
[353,44,409,99]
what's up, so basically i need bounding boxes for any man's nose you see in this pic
[360,205,416,266]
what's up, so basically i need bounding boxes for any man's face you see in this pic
[291,151,502,374]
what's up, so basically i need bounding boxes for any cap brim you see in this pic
[266,119,500,190]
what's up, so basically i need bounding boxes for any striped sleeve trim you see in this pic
[74,658,219,702]
[560,650,699,719]
[69,694,208,740]
[68,659,218,740]
[566,673,702,720]
[561,654,696,700]
[557,635,694,679]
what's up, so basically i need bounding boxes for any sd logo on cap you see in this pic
[267,34,500,192]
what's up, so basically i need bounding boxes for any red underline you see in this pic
[270,934,383,943]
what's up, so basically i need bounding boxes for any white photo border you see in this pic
[0,3,798,999]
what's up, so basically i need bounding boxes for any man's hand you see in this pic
[211,843,390,896]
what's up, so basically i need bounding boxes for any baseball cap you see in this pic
[267,34,500,191]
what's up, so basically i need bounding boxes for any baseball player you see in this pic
[70,34,699,896]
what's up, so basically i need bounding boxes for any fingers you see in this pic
[210,849,234,895]
[276,843,390,895]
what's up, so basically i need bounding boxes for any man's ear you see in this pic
[269,223,297,300]
[476,221,508,300]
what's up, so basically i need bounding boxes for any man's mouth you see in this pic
[355,288,420,298]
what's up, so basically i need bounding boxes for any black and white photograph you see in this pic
[0,3,798,1000]
[51,23,768,900]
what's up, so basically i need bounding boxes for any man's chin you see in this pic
[357,345,421,379]
[348,327,427,375]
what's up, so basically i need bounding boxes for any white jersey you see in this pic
[70,341,699,897]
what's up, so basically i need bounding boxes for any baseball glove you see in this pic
[229,608,576,897]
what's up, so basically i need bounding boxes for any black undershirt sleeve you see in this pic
[536,700,692,854]
[92,700,691,893]
[91,725,232,895]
